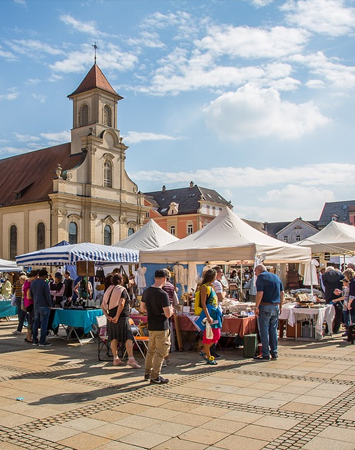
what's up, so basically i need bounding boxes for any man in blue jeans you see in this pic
[254,264,284,360]
[30,269,52,347]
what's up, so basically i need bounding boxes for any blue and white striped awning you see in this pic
[16,242,139,266]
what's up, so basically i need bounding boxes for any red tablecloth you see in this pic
[177,314,256,338]
[130,314,256,338]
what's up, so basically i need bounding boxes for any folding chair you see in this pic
[96,315,112,361]
[124,319,149,359]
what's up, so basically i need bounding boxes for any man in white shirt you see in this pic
[212,266,226,303]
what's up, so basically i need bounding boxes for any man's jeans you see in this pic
[145,329,171,379]
[32,307,50,344]
[258,304,279,357]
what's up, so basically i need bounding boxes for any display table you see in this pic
[176,314,256,338]
[52,308,103,344]
[0,301,17,318]
[130,313,256,338]
[280,303,335,339]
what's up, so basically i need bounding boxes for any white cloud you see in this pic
[7,39,63,57]
[60,14,115,38]
[306,79,326,89]
[0,88,19,101]
[204,84,330,141]
[40,130,71,143]
[250,0,276,6]
[25,78,41,85]
[50,43,138,73]
[127,31,165,49]
[282,0,355,36]
[131,163,355,189]
[291,52,355,89]
[197,25,309,59]
[14,133,40,143]
[32,93,46,103]
[0,47,16,61]
[14,0,26,5]
[124,131,185,144]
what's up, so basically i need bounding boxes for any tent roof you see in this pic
[140,207,311,264]
[113,219,178,250]
[297,220,355,254]
[16,242,139,266]
[0,258,23,272]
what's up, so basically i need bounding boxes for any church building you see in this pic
[0,64,148,260]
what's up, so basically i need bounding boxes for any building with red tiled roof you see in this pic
[0,64,148,260]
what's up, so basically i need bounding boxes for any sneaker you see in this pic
[12,330,21,335]
[253,355,270,361]
[162,359,167,367]
[32,340,39,346]
[113,358,125,366]
[128,359,141,369]
[150,376,169,385]
[211,351,222,359]
[38,342,52,347]
[206,356,218,365]
[271,354,278,360]
[144,373,151,381]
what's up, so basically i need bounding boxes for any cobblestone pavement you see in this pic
[1,319,355,450]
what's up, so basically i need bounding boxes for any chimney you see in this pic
[162,185,166,192]
[190,181,194,188]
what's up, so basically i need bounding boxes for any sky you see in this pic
[1,0,355,223]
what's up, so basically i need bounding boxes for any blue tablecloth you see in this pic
[0,301,17,318]
[52,309,103,334]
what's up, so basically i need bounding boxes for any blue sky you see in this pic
[1,0,355,222]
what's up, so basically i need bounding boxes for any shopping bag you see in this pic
[11,294,17,307]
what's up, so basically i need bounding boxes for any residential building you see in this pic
[144,182,232,238]
[266,218,319,244]
[318,200,355,228]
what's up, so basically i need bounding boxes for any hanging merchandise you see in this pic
[136,265,147,295]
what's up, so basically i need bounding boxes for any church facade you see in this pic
[0,64,148,260]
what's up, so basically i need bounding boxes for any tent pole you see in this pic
[240,263,243,301]
[310,260,314,297]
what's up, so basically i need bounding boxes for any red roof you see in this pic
[0,143,86,207]
[68,64,122,99]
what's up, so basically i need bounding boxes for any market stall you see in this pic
[0,300,17,319]
[16,243,139,343]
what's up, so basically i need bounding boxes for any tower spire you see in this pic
[92,42,99,64]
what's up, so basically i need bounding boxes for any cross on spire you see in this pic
[92,42,99,63]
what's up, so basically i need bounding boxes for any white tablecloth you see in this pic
[280,303,335,335]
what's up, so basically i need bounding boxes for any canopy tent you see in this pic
[0,258,23,272]
[140,207,311,264]
[16,242,139,266]
[113,219,178,250]
[297,220,355,254]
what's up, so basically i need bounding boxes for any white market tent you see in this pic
[16,242,139,266]
[140,207,311,264]
[113,219,179,251]
[0,258,23,272]
[297,220,355,254]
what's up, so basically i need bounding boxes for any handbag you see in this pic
[105,286,118,318]
[11,294,17,307]
[205,319,214,340]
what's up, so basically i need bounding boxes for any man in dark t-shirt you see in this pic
[141,269,173,385]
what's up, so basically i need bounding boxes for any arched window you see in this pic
[37,222,46,250]
[79,104,89,126]
[69,222,78,245]
[104,225,112,245]
[10,225,17,260]
[104,160,112,187]
[128,227,135,236]
[103,105,112,127]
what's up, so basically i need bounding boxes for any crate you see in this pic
[286,322,301,338]
[243,334,257,358]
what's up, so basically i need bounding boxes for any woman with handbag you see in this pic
[196,269,223,366]
[23,270,39,343]
[101,274,141,368]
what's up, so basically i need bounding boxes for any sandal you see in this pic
[206,356,218,365]
[128,359,141,369]
[24,338,33,343]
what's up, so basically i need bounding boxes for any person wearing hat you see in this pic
[140,269,173,384]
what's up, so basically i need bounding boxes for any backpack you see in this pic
[194,284,211,316]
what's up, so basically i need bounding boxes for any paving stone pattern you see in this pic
[1,320,355,449]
